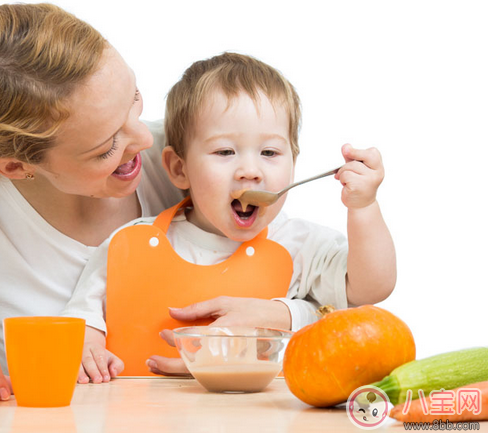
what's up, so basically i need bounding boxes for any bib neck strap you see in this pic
[153,196,268,240]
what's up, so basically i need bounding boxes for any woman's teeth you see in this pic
[114,157,136,175]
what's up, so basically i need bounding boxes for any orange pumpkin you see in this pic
[283,305,416,407]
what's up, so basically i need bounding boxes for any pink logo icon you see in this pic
[347,385,390,430]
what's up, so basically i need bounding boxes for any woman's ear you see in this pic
[161,147,190,190]
[0,159,36,180]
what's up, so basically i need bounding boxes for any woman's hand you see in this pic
[78,326,124,384]
[146,297,291,376]
[168,296,291,329]
[0,367,12,401]
[146,356,191,377]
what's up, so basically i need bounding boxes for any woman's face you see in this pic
[33,46,153,198]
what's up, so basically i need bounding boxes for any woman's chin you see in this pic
[105,172,142,198]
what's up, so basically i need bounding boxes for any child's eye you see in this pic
[215,149,235,156]
[261,149,277,157]
[97,136,119,160]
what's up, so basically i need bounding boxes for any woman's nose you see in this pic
[125,122,153,154]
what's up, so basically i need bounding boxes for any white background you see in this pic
[30,0,488,359]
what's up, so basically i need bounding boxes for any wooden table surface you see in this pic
[0,377,415,432]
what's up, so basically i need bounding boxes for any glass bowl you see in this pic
[173,326,293,393]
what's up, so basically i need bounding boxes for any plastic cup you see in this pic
[4,316,85,407]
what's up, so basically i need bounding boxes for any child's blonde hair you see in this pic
[0,3,106,163]
[164,52,301,160]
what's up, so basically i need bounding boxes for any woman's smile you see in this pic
[111,153,142,181]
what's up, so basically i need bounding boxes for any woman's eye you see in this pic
[97,137,119,160]
[215,149,235,156]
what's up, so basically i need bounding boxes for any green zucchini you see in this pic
[371,347,488,405]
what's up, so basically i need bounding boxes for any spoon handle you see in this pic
[278,166,342,196]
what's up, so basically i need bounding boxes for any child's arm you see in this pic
[0,367,11,401]
[77,326,124,384]
[336,144,396,305]
[60,237,123,383]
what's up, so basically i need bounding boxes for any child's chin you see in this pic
[227,227,262,243]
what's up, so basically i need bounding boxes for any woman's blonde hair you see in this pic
[0,3,107,163]
[164,52,301,160]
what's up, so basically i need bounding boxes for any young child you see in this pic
[62,52,396,382]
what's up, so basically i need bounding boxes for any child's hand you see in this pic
[335,144,384,209]
[78,326,124,384]
[0,367,12,401]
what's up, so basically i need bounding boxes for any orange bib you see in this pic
[106,197,293,376]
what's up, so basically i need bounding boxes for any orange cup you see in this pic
[4,316,85,407]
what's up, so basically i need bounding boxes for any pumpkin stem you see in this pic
[316,304,336,318]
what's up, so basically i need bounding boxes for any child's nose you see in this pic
[235,161,263,181]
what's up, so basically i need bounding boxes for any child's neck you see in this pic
[185,208,226,238]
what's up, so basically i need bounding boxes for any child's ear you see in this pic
[0,158,36,180]
[161,147,190,190]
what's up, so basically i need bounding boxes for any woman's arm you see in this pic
[147,297,292,376]
[0,366,11,401]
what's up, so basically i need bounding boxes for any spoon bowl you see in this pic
[235,166,342,208]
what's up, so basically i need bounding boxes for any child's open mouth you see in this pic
[231,199,258,228]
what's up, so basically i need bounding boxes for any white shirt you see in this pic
[62,210,349,334]
[0,120,183,374]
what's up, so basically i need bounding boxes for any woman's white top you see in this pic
[0,120,183,374]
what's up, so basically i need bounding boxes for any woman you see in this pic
[0,3,185,398]
[0,3,308,396]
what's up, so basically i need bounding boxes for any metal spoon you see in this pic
[234,166,342,208]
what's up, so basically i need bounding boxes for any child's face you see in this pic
[182,89,295,242]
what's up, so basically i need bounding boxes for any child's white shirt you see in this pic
[62,210,348,333]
